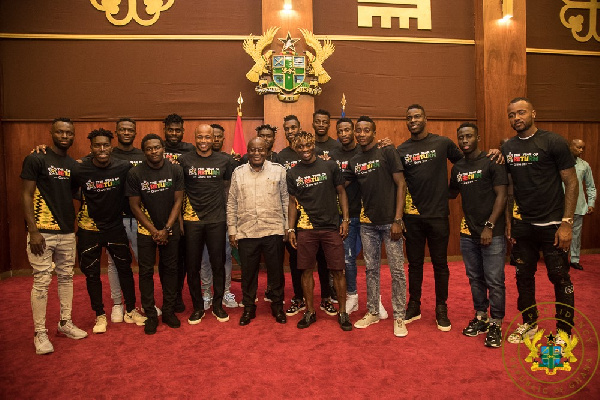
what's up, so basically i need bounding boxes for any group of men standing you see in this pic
[22,97,594,355]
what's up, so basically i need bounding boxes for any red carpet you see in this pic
[1,255,599,399]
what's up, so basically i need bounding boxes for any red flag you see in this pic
[232,114,246,156]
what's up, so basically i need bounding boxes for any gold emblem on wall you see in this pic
[357,0,432,30]
[560,0,600,42]
[243,27,334,103]
[90,0,175,26]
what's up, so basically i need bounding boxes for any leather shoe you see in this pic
[570,262,584,270]
[272,309,287,324]
[239,309,256,326]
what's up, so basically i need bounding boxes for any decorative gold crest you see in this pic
[524,329,579,375]
[90,0,175,26]
[243,27,334,102]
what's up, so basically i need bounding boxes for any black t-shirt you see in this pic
[346,146,404,225]
[277,146,325,171]
[330,145,362,218]
[164,141,195,164]
[501,129,575,224]
[20,149,78,233]
[315,137,342,157]
[397,133,463,218]
[287,158,343,230]
[110,147,146,217]
[74,158,132,232]
[449,152,508,238]
[179,151,232,224]
[125,161,184,235]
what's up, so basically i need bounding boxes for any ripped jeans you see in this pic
[27,232,76,332]
[511,220,574,333]
[77,228,136,316]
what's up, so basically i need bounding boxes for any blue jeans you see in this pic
[343,217,362,295]
[460,235,506,320]
[107,217,138,305]
[360,224,406,319]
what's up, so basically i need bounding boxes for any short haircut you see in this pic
[313,109,331,119]
[52,117,73,126]
[283,114,300,124]
[292,131,314,148]
[255,124,277,133]
[336,117,354,129]
[356,115,376,132]
[116,118,136,129]
[163,113,184,127]
[509,97,532,106]
[87,128,114,141]
[210,123,225,132]
[141,133,165,150]
[407,104,426,115]
[457,122,478,134]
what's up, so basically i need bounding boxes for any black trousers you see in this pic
[511,220,575,333]
[184,221,226,311]
[239,235,285,311]
[77,228,135,316]
[176,237,187,298]
[286,241,330,301]
[404,216,450,306]
[137,227,180,317]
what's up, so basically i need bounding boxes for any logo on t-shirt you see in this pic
[336,160,349,171]
[403,150,436,166]
[140,178,173,193]
[354,159,380,175]
[506,152,539,166]
[187,166,221,178]
[85,177,121,192]
[284,160,298,170]
[296,172,327,188]
[129,160,143,167]
[47,165,71,179]
[456,170,482,185]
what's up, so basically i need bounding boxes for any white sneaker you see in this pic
[507,322,538,344]
[203,293,213,311]
[222,292,238,308]
[124,308,147,326]
[379,296,389,320]
[111,304,124,323]
[354,312,380,329]
[346,293,359,314]
[57,320,88,339]
[93,314,108,334]
[394,318,408,337]
[34,330,54,355]
[141,305,163,317]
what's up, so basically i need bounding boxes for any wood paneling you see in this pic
[0,122,10,273]
[3,117,599,272]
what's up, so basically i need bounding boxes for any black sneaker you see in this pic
[212,306,230,322]
[187,309,204,325]
[404,301,421,324]
[265,287,278,302]
[174,294,185,313]
[297,311,316,329]
[286,298,306,316]
[144,316,158,335]
[484,322,502,348]
[338,312,352,331]
[463,316,489,337]
[435,304,452,332]
[320,299,337,316]
[162,313,181,329]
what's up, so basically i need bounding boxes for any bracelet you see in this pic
[287,228,295,233]
[393,218,404,225]
[342,219,350,223]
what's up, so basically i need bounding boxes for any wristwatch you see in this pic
[561,217,574,225]
[484,221,495,229]
[165,225,173,235]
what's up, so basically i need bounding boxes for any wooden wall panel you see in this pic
[0,122,10,273]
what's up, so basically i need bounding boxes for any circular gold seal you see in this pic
[502,302,599,399]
